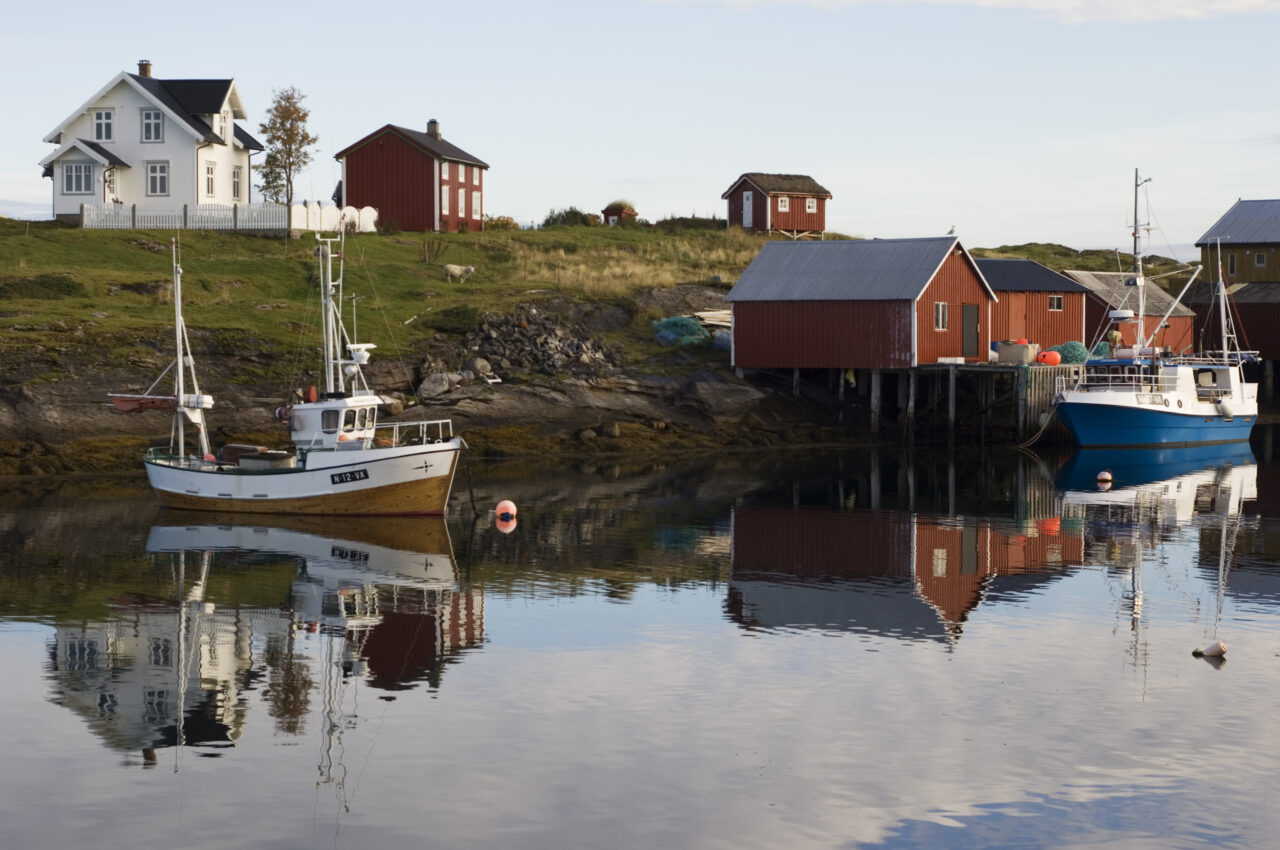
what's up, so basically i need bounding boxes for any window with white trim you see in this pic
[1256,251,1267,267]
[441,161,450,181]
[205,162,216,197]
[232,166,242,201]
[441,184,449,215]
[805,197,817,213]
[1048,295,1063,311]
[63,162,93,194]
[472,167,479,186]
[141,109,164,142]
[473,192,481,219]
[458,188,466,219]
[934,301,948,331]
[94,109,113,141]
[146,161,170,196]
[777,196,790,212]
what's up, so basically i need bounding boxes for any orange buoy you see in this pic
[305,385,318,403]
[1037,350,1062,365]
[496,500,517,521]
[496,515,518,534]
[1037,517,1061,535]
[1016,338,1029,345]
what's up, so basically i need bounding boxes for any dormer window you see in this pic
[94,109,113,142]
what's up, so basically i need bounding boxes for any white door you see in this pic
[742,190,753,228]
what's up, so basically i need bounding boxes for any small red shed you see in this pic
[334,119,488,233]
[976,258,1088,349]
[725,236,997,369]
[722,173,831,238]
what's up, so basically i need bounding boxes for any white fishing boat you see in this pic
[111,233,463,515]
[1054,169,1258,447]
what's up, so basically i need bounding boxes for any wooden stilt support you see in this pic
[947,365,957,445]
[870,448,881,510]
[870,370,882,435]
[906,370,917,443]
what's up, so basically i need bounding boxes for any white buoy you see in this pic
[1196,640,1227,658]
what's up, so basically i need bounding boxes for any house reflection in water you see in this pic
[46,516,483,765]
[727,504,1084,641]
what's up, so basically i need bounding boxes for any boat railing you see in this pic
[1064,371,1179,393]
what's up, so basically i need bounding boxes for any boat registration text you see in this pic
[331,469,370,485]
[1136,393,1165,406]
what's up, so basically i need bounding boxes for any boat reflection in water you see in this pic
[728,444,1258,643]
[46,513,481,771]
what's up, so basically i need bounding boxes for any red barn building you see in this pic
[722,173,831,238]
[1062,270,1195,353]
[726,236,996,370]
[976,258,1088,349]
[334,120,488,233]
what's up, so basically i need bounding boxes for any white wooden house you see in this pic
[40,60,264,223]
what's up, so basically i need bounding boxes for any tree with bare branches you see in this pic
[255,87,318,208]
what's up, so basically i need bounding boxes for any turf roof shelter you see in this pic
[976,258,1089,350]
[726,236,997,370]
[722,173,832,238]
[1061,270,1195,354]
[335,120,488,232]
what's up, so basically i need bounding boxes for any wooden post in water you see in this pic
[870,370,882,435]
[1016,366,1028,439]
[869,448,881,510]
[1265,360,1275,404]
[947,365,957,445]
[906,370,917,443]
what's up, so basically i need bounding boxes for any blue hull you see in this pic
[1055,401,1255,448]
[1056,443,1256,491]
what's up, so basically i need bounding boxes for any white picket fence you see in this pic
[80,202,378,233]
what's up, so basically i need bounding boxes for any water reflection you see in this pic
[46,513,478,770]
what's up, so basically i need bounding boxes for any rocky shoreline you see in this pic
[0,285,861,477]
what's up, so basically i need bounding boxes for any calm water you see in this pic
[4,435,1280,849]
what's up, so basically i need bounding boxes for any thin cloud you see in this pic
[703,0,1280,24]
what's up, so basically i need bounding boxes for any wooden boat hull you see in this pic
[144,441,461,515]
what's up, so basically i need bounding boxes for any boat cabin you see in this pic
[289,394,382,451]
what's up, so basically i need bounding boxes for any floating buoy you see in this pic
[1097,469,1113,483]
[1037,350,1062,366]
[496,499,517,521]
[496,515,517,534]
[1193,640,1227,658]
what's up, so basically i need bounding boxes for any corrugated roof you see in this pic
[333,124,489,168]
[976,258,1088,292]
[722,173,831,199]
[1062,270,1194,317]
[1195,199,1280,247]
[727,237,965,302]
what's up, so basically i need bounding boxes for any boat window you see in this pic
[357,408,367,428]
[322,409,340,432]
[343,409,358,431]
[1196,370,1216,387]
[367,407,377,428]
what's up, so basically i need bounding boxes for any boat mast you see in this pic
[1133,168,1152,350]
[1216,239,1231,365]
[172,239,185,455]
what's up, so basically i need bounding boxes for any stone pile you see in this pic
[461,305,617,377]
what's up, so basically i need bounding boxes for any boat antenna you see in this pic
[1132,169,1153,349]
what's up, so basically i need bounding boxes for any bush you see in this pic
[483,214,520,231]
[542,207,600,228]
[654,215,726,233]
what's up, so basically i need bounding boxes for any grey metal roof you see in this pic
[722,173,831,200]
[129,74,227,144]
[975,258,1088,293]
[233,124,264,151]
[79,139,129,167]
[1062,270,1194,317]
[334,124,489,168]
[1195,199,1280,247]
[727,237,971,302]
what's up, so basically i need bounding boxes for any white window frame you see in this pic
[205,161,216,198]
[441,184,449,215]
[441,160,450,181]
[93,109,113,142]
[1048,295,1064,311]
[472,167,479,186]
[1256,252,1267,268]
[146,161,170,197]
[472,192,481,219]
[458,187,466,219]
[777,196,789,212]
[62,162,93,195]
[141,109,164,143]
[805,197,818,214]
[232,166,242,201]
[934,301,948,331]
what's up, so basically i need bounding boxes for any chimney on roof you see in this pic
[138,59,152,78]
[427,119,440,140]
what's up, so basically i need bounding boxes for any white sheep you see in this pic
[443,263,475,282]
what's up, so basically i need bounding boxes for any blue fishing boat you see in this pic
[1054,170,1258,448]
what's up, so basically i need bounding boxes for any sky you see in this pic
[4,0,1280,258]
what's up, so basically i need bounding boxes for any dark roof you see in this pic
[333,124,489,168]
[722,173,831,199]
[1062,270,1194,318]
[975,258,1087,293]
[129,74,227,143]
[233,124,264,151]
[727,237,989,302]
[1196,199,1280,247]
[78,139,130,167]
